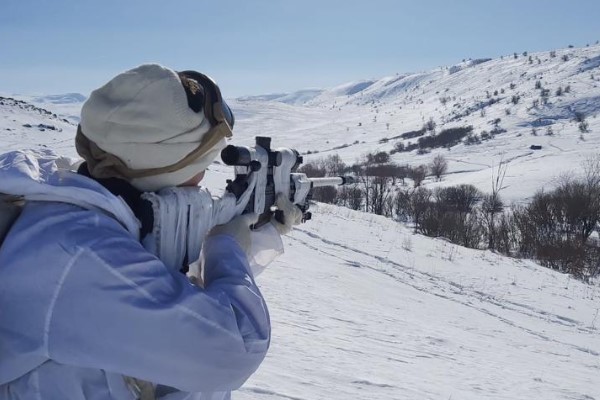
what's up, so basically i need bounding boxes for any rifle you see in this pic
[220,136,355,228]
[141,136,355,272]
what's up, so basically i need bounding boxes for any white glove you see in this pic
[272,193,303,235]
[208,213,259,253]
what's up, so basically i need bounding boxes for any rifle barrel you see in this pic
[308,176,355,187]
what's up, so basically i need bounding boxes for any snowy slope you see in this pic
[5,92,86,124]
[235,204,600,400]
[2,44,600,400]
[0,96,77,156]
[239,89,324,106]
[231,44,600,203]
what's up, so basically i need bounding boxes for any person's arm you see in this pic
[46,216,270,393]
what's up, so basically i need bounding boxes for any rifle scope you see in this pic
[220,137,303,170]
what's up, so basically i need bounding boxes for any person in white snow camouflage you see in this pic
[0,64,300,399]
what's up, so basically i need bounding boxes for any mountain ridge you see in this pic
[229,43,600,203]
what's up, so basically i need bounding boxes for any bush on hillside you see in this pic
[400,128,426,139]
[417,126,473,150]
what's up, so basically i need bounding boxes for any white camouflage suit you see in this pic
[0,150,271,399]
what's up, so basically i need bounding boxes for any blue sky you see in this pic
[1,0,599,98]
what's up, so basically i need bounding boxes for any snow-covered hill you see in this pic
[238,89,324,106]
[231,44,600,203]
[2,43,600,399]
[6,92,87,124]
[0,96,77,156]
[30,93,86,104]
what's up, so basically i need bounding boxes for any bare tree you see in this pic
[368,175,394,216]
[338,186,363,210]
[553,178,600,242]
[367,151,390,164]
[494,212,517,255]
[393,189,411,222]
[425,185,483,247]
[482,160,508,249]
[424,117,437,133]
[510,157,600,280]
[397,165,409,185]
[583,155,600,189]
[435,185,481,215]
[297,161,326,178]
[409,165,428,187]
[409,187,432,233]
[352,161,371,213]
[430,155,448,181]
[324,154,346,175]
[364,163,396,216]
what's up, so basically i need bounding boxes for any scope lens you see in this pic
[221,145,252,166]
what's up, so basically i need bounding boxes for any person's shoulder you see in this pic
[17,201,138,255]
[0,201,142,290]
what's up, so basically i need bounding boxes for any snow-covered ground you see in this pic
[239,204,600,400]
[1,43,600,399]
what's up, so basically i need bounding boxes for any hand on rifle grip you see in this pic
[272,193,303,235]
[208,213,260,253]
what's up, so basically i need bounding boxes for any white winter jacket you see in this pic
[0,150,271,399]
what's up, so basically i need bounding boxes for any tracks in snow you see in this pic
[290,227,600,357]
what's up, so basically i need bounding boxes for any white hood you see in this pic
[0,149,140,238]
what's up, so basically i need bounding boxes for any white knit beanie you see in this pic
[79,64,227,192]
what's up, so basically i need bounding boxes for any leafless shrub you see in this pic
[430,155,448,181]
[393,188,412,222]
[408,165,428,187]
[338,186,363,210]
[419,197,484,248]
[408,187,432,232]
[512,166,600,280]
[366,151,390,164]
[482,161,507,250]
[424,117,436,133]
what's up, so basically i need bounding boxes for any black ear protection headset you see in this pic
[178,70,235,129]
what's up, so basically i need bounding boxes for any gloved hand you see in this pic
[272,193,303,235]
[208,213,259,253]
